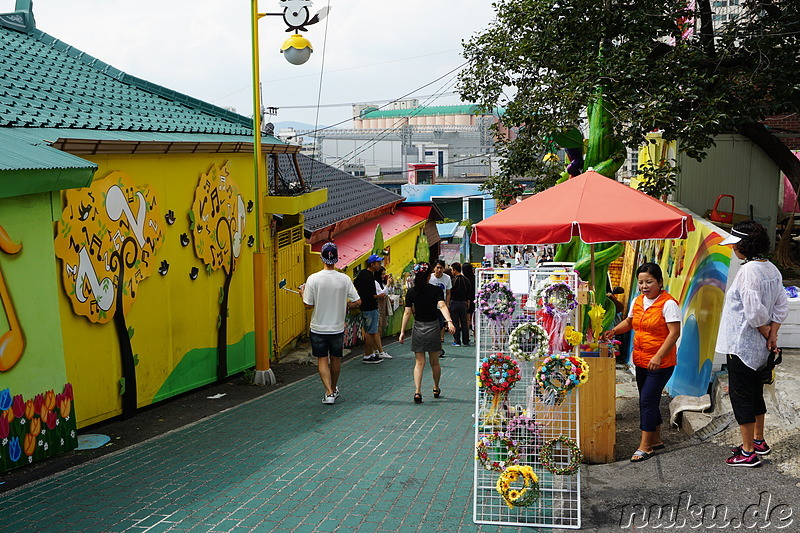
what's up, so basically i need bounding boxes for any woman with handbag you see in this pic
[717,220,788,467]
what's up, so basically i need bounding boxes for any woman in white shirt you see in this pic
[717,220,788,467]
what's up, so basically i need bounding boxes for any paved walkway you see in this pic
[2,342,532,533]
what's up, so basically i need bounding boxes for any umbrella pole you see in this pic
[590,243,596,291]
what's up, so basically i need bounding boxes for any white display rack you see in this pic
[473,266,581,529]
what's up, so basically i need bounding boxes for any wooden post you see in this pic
[579,356,616,463]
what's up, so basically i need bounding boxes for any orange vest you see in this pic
[632,292,678,369]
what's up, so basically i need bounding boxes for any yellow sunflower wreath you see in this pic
[496,465,540,509]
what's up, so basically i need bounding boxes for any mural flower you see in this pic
[0,388,11,411]
[11,394,23,418]
[0,415,8,439]
[23,433,35,456]
[3,409,11,423]
[44,390,56,411]
[58,396,72,419]
[28,417,41,437]
[8,436,20,462]
[24,399,34,420]
[45,411,57,430]
[63,383,73,401]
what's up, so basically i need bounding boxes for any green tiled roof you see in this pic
[0,25,254,134]
[360,104,503,120]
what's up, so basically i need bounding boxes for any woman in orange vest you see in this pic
[602,263,681,462]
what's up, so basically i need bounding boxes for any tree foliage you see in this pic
[460,0,800,188]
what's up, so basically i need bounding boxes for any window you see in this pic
[712,0,727,6]
[424,151,434,156]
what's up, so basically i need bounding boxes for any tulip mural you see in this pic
[0,384,77,473]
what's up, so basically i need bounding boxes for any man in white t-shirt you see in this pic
[429,260,452,350]
[300,243,361,405]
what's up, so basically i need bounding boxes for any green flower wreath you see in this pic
[540,435,583,476]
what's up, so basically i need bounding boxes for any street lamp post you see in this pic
[250,0,327,386]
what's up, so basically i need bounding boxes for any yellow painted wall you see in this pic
[57,153,267,426]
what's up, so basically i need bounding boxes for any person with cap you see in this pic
[299,243,361,405]
[716,220,788,467]
[429,260,452,353]
[354,253,389,364]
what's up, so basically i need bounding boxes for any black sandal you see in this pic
[433,388,441,399]
[414,393,422,404]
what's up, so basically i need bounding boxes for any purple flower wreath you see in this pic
[477,281,516,322]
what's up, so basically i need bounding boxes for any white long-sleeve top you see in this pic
[715,260,788,370]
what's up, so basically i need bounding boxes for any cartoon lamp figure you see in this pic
[278,0,330,65]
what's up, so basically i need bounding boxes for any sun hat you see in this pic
[367,254,384,264]
[320,242,338,264]
[719,228,750,246]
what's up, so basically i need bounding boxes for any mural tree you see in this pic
[54,172,164,417]
[190,162,246,381]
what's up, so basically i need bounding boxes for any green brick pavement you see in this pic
[0,342,536,532]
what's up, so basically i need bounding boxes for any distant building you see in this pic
[302,103,511,179]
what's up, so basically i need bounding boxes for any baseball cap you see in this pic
[320,242,338,264]
[367,254,384,264]
[719,228,749,246]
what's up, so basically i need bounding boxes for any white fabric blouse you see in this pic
[715,260,788,370]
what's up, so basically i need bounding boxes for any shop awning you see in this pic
[311,208,427,267]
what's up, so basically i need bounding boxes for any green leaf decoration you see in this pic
[206,264,212,274]
[133,354,139,366]
[217,316,222,329]
[127,326,134,339]
[218,287,225,304]
[188,210,195,230]
[119,377,126,396]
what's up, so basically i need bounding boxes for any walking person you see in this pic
[717,220,787,467]
[602,263,681,462]
[399,263,456,403]
[300,243,361,405]
[449,262,472,346]
[354,254,388,364]
[462,263,476,335]
[429,260,452,353]
[373,265,392,359]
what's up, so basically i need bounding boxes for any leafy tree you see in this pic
[459,0,800,190]
[54,172,164,417]
[190,162,246,381]
[479,174,524,206]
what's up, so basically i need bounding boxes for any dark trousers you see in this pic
[727,354,767,425]
[450,300,469,345]
[635,366,674,432]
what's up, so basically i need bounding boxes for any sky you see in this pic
[16,0,498,129]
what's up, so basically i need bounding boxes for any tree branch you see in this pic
[737,121,800,193]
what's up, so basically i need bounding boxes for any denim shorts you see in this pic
[362,309,380,335]
[310,332,344,358]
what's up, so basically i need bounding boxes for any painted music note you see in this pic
[0,225,24,372]
[74,247,115,313]
[232,195,245,258]
[106,184,147,248]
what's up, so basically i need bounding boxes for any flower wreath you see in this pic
[477,353,521,394]
[506,414,541,439]
[496,465,540,509]
[540,435,583,476]
[508,322,549,362]
[534,354,589,394]
[475,431,520,472]
[540,282,577,316]
[478,281,516,321]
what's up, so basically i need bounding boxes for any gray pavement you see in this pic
[1,341,799,532]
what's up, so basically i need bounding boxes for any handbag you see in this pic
[759,348,783,385]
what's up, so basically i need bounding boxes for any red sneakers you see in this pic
[730,440,771,456]
[726,449,762,467]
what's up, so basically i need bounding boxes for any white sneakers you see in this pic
[322,387,340,405]
[377,351,392,359]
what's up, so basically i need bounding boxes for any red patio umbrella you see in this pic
[471,171,694,246]
[471,170,695,288]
